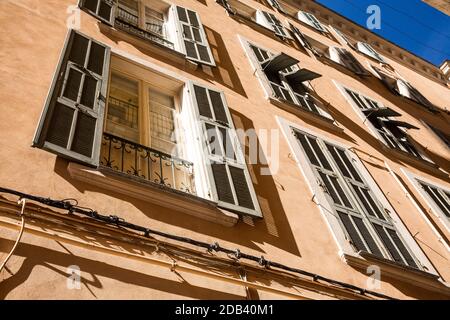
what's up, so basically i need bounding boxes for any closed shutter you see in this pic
[295,130,420,267]
[33,30,110,167]
[175,6,215,66]
[295,131,382,256]
[80,0,115,25]
[421,183,450,218]
[190,83,261,217]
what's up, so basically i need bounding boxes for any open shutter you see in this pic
[289,22,313,50]
[79,0,115,25]
[259,11,289,38]
[33,30,110,167]
[297,11,327,33]
[329,47,367,75]
[267,0,287,14]
[174,6,215,66]
[357,42,385,62]
[190,83,262,217]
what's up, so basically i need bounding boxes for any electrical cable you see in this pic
[339,0,450,57]
[0,186,394,300]
[0,198,26,273]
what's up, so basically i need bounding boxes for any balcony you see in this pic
[114,6,174,50]
[100,132,195,195]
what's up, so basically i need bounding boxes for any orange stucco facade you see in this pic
[0,0,449,300]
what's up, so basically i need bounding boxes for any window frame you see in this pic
[277,116,439,277]
[403,169,450,234]
[357,42,385,63]
[334,81,431,162]
[297,10,328,33]
[104,68,183,157]
[255,10,291,39]
[239,36,334,122]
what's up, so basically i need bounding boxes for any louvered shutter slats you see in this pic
[295,131,418,266]
[33,30,110,166]
[191,84,261,217]
[80,0,115,25]
[176,6,214,65]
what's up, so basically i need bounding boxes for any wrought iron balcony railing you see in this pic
[100,133,196,194]
[115,6,174,50]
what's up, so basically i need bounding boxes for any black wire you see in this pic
[0,186,394,300]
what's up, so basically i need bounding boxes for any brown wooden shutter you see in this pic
[80,0,115,25]
[191,83,261,216]
[33,30,110,167]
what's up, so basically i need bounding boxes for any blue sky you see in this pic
[316,0,450,66]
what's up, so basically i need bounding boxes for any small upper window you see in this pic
[256,10,290,38]
[343,87,426,160]
[80,0,215,66]
[245,42,333,120]
[357,42,385,63]
[297,11,328,33]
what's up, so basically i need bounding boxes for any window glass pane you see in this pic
[106,73,139,142]
[149,89,177,155]
[145,7,165,37]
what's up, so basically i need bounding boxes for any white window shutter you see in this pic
[189,83,262,217]
[33,30,111,167]
[173,5,215,66]
[297,11,327,33]
[357,42,385,62]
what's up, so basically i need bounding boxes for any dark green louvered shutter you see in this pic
[175,6,215,66]
[190,83,261,217]
[33,30,110,167]
[79,0,115,25]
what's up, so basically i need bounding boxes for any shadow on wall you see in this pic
[52,112,301,258]
[0,240,246,299]
[99,23,247,98]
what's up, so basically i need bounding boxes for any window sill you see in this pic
[341,252,450,294]
[269,97,343,133]
[98,22,187,66]
[67,162,239,227]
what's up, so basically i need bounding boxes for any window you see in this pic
[79,0,215,66]
[34,29,261,218]
[357,42,385,63]
[328,47,368,75]
[371,66,435,110]
[420,182,450,221]
[340,86,427,160]
[297,11,328,33]
[404,170,450,233]
[241,39,333,120]
[79,0,115,25]
[267,0,286,13]
[293,130,419,267]
[255,10,290,38]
